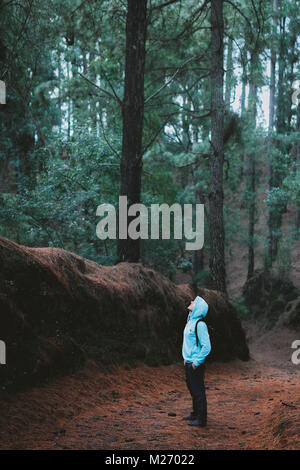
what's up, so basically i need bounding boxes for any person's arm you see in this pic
[192,321,211,368]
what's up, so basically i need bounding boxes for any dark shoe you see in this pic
[182,412,197,421]
[188,418,207,427]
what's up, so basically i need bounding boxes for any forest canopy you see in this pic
[0,0,299,290]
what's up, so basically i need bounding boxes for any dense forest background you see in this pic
[1,0,300,299]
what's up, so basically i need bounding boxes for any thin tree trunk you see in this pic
[89,51,98,130]
[288,28,297,130]
[67,60,71,139]
[295,102,300,231]
[246,82,258,280]
[272,9,288,261]
[191,123,204,284]
[241,67,247,115]
[58,51,62,137]
[117,0,147,262]
[265,0,278,270]
[209,0,226,293]
[225,37,233,109]
[276,14,287,134]
[192,185,205,284]
[240,48,247,180]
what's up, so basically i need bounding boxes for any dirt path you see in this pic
[0,329,299,450]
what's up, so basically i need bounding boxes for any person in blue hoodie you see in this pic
[182,295,211,426]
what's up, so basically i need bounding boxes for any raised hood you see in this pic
[190,296,209,320]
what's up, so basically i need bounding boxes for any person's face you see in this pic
[188,299,196,311]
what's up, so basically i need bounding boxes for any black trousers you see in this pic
[184,362,207,422]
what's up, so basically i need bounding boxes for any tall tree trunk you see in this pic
[240,63,247,116]
[117,0,147,262]
[272,9,287,261]
[287,26,297,130]
[225,37,233,110]
[209,0,226,293]
[295,102,300,232]
[240,48,247,180]
[246,82,258,280]
[58,51,62,137]
[89,51,98,131]
[265,0,278,270]
[191,123,204,285]
[67,60,71,139]
[276,14,287,134]
[192,183,205,284]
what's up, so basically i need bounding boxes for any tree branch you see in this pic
[99,114,121,160]
[142,115,174,154]
[99,67,123,106]
[78,72,122,105]
[224,0,254,40]
[145,56,208,104]
[145,67,180,104]
[152,0,182,11]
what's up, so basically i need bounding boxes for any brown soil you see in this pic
[0,325,299,450]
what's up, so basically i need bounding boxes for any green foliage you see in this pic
[1,0,300,284]
[231,296,250,319]
[0,127,120,264]
[277,235,292,281]
[195,269,213,289]
[265,187,290,214]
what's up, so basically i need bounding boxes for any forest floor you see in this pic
[0,323,299,450]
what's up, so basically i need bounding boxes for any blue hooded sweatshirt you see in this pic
[182,296,211,367]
